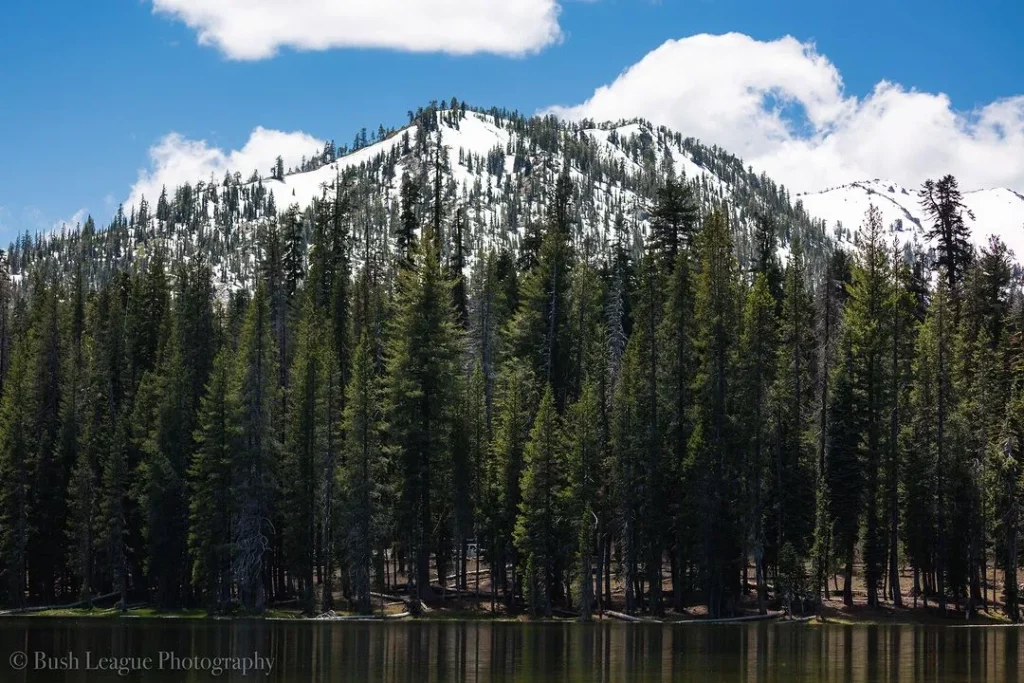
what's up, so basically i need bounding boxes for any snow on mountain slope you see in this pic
[798,180,1024,258]
[241,110,738,259]
[13,107,834,298]
[260,127,410,210]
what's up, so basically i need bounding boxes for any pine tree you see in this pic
[566,381,601,619]
[232,283,279,613]
[340,328,384,614]
[507,179,574,409]
[97,406,131,610]
[884,242,917,608]
[133,267,193,609]
[827,340,863,605]
[650,176,699,264]
[611,254,664,614]
[657,250,694,612]
[282,300,329,614]
[24,278,64,602]
[997,381,1023,622]
[483,360,536,607]
[769,239,816,573]
[281,205,306,298]
[919,175,974,302]
[0,336,34,606]
[905,280,956,611]
[845,205,892,607]
[397,172,420,265]
[514,386,567,617]
[810,250,850,603]
[188,348,240,612]
[690,208,742,617]
[739,272,777,612]
[384,226,462,610]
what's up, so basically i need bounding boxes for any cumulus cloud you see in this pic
[128,127,324,210]
[545,33,1024,193]
[152,0,563,60]
[53,208,89,233]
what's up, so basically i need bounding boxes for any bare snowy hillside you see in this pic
[798,179,1024,258]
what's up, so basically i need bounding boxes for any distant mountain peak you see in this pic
[799,177,1024,258]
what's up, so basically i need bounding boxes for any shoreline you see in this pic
[3,604,1017,627]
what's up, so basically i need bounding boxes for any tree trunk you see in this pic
[842,544,854,607]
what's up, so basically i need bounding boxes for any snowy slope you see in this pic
[798,180,1024,258]
[10,107,837,296]
[243,110,739,261]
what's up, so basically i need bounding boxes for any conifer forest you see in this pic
[2,104,1023,623]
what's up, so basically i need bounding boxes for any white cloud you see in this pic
[152,0,563,60]
[545,33,1024,193]
[53,208,89,233]
[128,127,324,210]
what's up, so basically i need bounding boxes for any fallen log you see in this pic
[778,615,815,624]
[368,591,433,613]
[0,591,120,616]
[314,610,411,621]
[605,610,661,623]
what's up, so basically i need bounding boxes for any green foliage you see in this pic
[0,140,1016,626]
[689,209,743,618]
[188,348,239,612]
[514,387,568,617]
[340,329,385,614]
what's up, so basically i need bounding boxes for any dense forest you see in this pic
[0,104,1022,623]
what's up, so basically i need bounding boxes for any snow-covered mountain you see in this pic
[797,179,1024,258]
[11,105,833,294]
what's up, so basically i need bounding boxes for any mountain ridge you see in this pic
[10,104,1024,296]
[7,104,831,294]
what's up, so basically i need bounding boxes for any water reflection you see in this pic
[0,618,1021,682]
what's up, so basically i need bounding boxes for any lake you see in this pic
[0,618,1021,682]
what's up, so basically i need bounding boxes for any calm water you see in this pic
[0,618,1021,682]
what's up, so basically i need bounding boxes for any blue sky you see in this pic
[2,0,1022,242]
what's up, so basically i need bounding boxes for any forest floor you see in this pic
[8,562,1018,625]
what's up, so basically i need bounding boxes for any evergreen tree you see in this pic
[769,239,816,571]
[884,242,917,608]
[611,254,665,614]
[24,278,64,602]
[905,281,956,611]
[188,349,240,612]
[384,226,462,610]
[0,336,33,606]
[650,176,699,264]
[997,381,1024,622]
[514,386,567,617]
[397,172,420,265]
[657,250,695,612]
[282,300,331,614]
[232,284,280,613]
[566,381,601,619]
[281,205,305,298]
[689,209,742,617]
[919,175,973,302]
[98,414,131,610]
[483,360,536,607]
[507,178,574,409]
[845,205,892,607]
[827,339,863,605]
[739,272,777,612]
[340,329,384,614]
[810,250,850,603]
